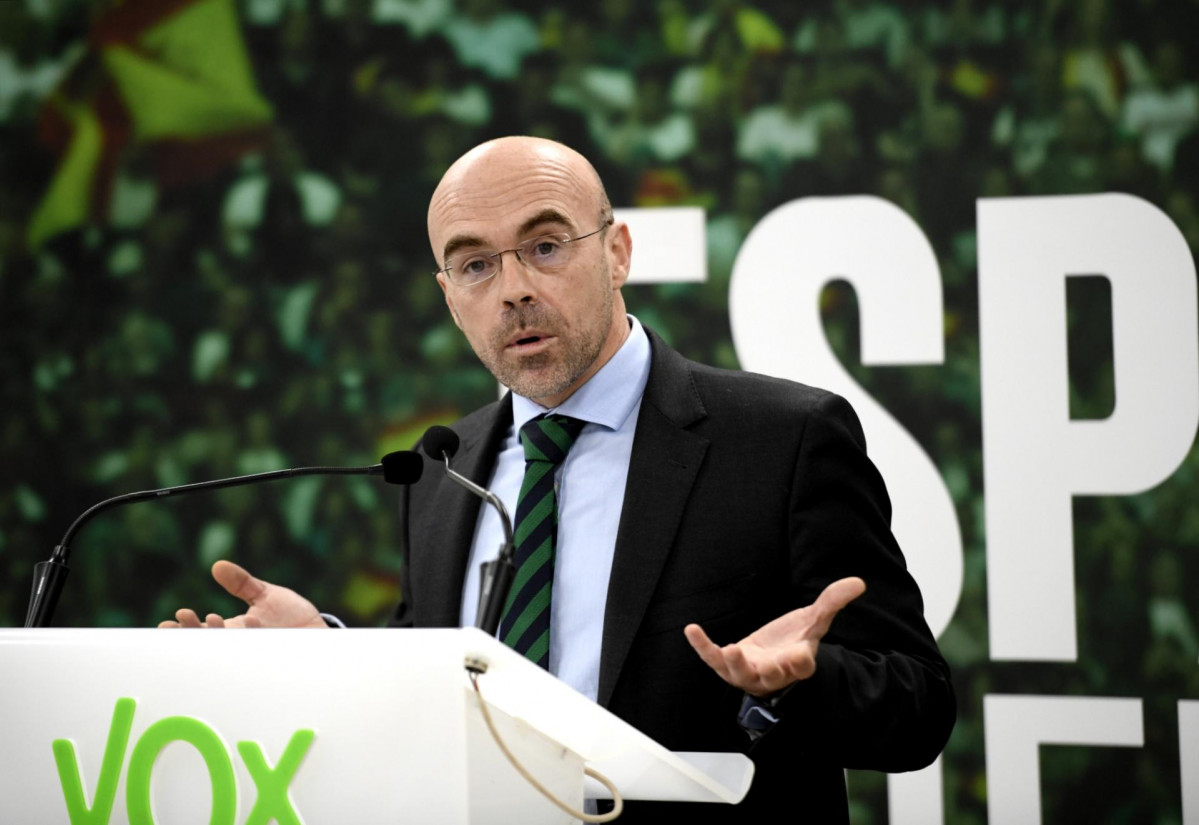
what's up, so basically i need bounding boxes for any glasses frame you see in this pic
[434,218,614,287]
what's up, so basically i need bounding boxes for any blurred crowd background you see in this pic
[2,0,1198,821]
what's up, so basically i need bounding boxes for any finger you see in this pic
[773,646,818,683]
[175,608,202,628]
[720,642,766,692]
[684,624,730,679]
[158,620,181,628]
[816,576,867,612]
[783,577,866,649]
[205,613,226,628]
[810,577,867,632]
[243,615,262,629]
[212,560,268,606]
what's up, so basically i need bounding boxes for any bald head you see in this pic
[428,136,611,263]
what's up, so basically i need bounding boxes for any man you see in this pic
[166,136,955,822]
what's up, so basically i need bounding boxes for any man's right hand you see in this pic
[158,560,328,629]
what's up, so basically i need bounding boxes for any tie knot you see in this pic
[520,414,585,465]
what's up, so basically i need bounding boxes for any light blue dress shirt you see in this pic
[458,317,652,702]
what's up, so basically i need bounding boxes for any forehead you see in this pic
[428,146,597,257]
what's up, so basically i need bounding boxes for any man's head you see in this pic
[428,136,632,408]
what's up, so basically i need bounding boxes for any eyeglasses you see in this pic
[434,219,613,287]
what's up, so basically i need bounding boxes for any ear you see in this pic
[437,273,464,329]
[606,220,632,289]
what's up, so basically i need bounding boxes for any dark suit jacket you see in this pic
[392,328,955,823]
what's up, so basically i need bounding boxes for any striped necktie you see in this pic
[499,413,586,667]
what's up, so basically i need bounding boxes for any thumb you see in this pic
[816,576,867,615]
[809,576,867,636]
[212,560,268,606]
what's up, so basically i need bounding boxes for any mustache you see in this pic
[491,305,560,343]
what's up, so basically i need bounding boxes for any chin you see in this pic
[508,377,569,402]
[506,368,578,403]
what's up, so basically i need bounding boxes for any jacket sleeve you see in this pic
[758,391,956,771]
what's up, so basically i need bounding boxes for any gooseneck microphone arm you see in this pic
[25,454,424,629]
[420,426,516,638]
[436,459,514,548]
[63,464,389,552]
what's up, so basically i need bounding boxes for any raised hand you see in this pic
[683,576,866,697]
[158,560,328,629]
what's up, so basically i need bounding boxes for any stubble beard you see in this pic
[477,275,614,404]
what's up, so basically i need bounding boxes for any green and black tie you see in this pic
[499,413,586,668]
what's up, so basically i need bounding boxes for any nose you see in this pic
[494,249,538,306]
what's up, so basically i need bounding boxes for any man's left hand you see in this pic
[684,577,866,697]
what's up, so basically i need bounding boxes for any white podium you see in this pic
[0,628,752,823]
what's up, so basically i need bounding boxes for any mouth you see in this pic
[506,331,555,351]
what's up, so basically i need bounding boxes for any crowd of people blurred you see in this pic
[2,0,1198,819]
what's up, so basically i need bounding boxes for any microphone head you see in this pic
[381,451,424,485]
[421,425,460,461]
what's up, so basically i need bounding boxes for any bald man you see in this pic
[167,137,954,822]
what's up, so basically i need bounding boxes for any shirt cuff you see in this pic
[737,682,800,741]
[737,693,780,740]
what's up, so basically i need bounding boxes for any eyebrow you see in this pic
[442,234,488,264]
[442,209,577,263]
[516,208,574,238]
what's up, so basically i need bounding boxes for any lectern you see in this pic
[0,627,753,823]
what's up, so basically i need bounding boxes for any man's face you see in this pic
[428,140,631,408]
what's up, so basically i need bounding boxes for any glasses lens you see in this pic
[450,252,497,286]
[520,234,570,269]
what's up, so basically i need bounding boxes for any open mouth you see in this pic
[508,331,553,350]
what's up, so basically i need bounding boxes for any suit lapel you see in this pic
[598,332,709,707]
[418,396,512,628]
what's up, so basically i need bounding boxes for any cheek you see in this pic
[455,306,486,339]
[558,266,609,316]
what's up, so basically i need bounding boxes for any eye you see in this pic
[525,235,566,264]
[456,254,495,281]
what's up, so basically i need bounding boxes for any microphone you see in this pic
[420,426,515,638]
[381,451,424,485]
[422,425,460,460]
[24,452,424,628]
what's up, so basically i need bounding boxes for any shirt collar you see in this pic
[512,315,651,433]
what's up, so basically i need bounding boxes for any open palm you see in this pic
[158,560,327,629]
[684,576,866,696]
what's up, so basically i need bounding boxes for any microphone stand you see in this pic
[434,453,516,637]
[25,462,398,629]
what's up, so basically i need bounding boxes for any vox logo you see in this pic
[52,697,314,825]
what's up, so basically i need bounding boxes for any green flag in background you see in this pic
[27,0,273,250]
[102,0,272,140]
[26,97,104,251]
